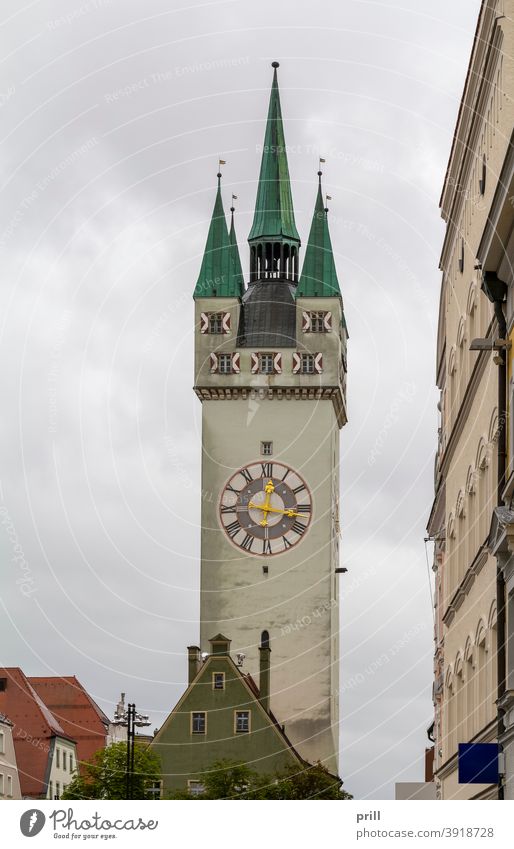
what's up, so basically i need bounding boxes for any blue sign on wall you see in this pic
[458,743,499,784]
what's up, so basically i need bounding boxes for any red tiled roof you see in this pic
[0,667,74,798]
[29,677,109,769]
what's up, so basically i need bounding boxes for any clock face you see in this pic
[219,461,312,556]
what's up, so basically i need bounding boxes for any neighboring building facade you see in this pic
[0,668,77,799]
[151,634,305,795]
[428,0,514,799]
[28,676,110,771]
[194,63,348,773]
[0,714,21,800]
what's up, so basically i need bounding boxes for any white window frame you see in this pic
[191,711,207,735]
[234,710,251,733]
[218,353,233,375]
[188,780,206,797]
[261,441,273,456]
[208,312,224,334]
[300,353,315,374]
[259,353,274,374]
[212,672,225,690]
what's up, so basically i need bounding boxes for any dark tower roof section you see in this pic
[238,280,297,347]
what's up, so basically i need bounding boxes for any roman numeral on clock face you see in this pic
[292,520,307,537]
[240,468,253,484]
[261,462,273,478]
[292,483,306,495]
[296,503,311,514]
[282,536,293,550]
[240,534,254,552]
[220,505,236,515]
[262,539,272,556]
[225,520,241,538]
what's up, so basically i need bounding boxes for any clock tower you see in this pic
[193,63,348,772]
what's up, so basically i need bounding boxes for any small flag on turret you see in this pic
[219,159,226,165]
[319,157,326,163]
[232,194,238,200]
[326,195,332,201]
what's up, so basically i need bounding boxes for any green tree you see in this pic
[61,741,161,800]
[168,759,352,800]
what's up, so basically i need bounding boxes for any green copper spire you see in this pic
[194,173,242,298]
[229,202,244,295]
[248,62,300,243]
[296,172,341,298]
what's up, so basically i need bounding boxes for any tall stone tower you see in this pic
[193,63,348,772]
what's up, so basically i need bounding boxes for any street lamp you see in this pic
[111,696,150,800]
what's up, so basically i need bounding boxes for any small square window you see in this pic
[261,441,273,456]
[235,710,250,733]
[191,712,206,734]
[259,353,274,374]
[218,353,233,375]
[188,780,205,797]
[208,313,224,334]
[212,672,225,690]
[300,353,315,374]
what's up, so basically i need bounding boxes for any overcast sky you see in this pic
[0,0,482,799]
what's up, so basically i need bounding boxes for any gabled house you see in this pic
[151,634,305,795]
[28,676,110,770]
[0,668,77,799]
[0,714,21,799]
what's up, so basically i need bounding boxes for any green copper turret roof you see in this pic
[248,63,300,244]
[229,205,244,295]
[296,175,341,298]
[194,175,243,298]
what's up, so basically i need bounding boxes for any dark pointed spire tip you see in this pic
[271,61,280,68]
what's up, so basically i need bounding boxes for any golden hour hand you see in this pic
[248,480,300,527]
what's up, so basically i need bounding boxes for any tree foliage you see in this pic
[61,741,161,800]
[167,759,352,800]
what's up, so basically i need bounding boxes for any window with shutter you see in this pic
[273,353,282,373]
[232,353,241,373]
[209,353,218,373]
[200,312,209,333]
[292,353,301,373]
[218,354,233,374]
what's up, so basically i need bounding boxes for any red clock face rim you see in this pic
[218,460,312,557]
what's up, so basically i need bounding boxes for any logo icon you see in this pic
[20,810,46,837]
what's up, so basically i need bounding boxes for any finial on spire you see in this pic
[271,61,280,69]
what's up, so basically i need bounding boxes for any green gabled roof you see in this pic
[248,63,300,243]
[296,177,341,298]
[194,175,243,299]
[229,207,244,294]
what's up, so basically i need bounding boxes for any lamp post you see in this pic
[112,695,150,799]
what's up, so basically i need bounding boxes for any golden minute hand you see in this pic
[250,479,275,527]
